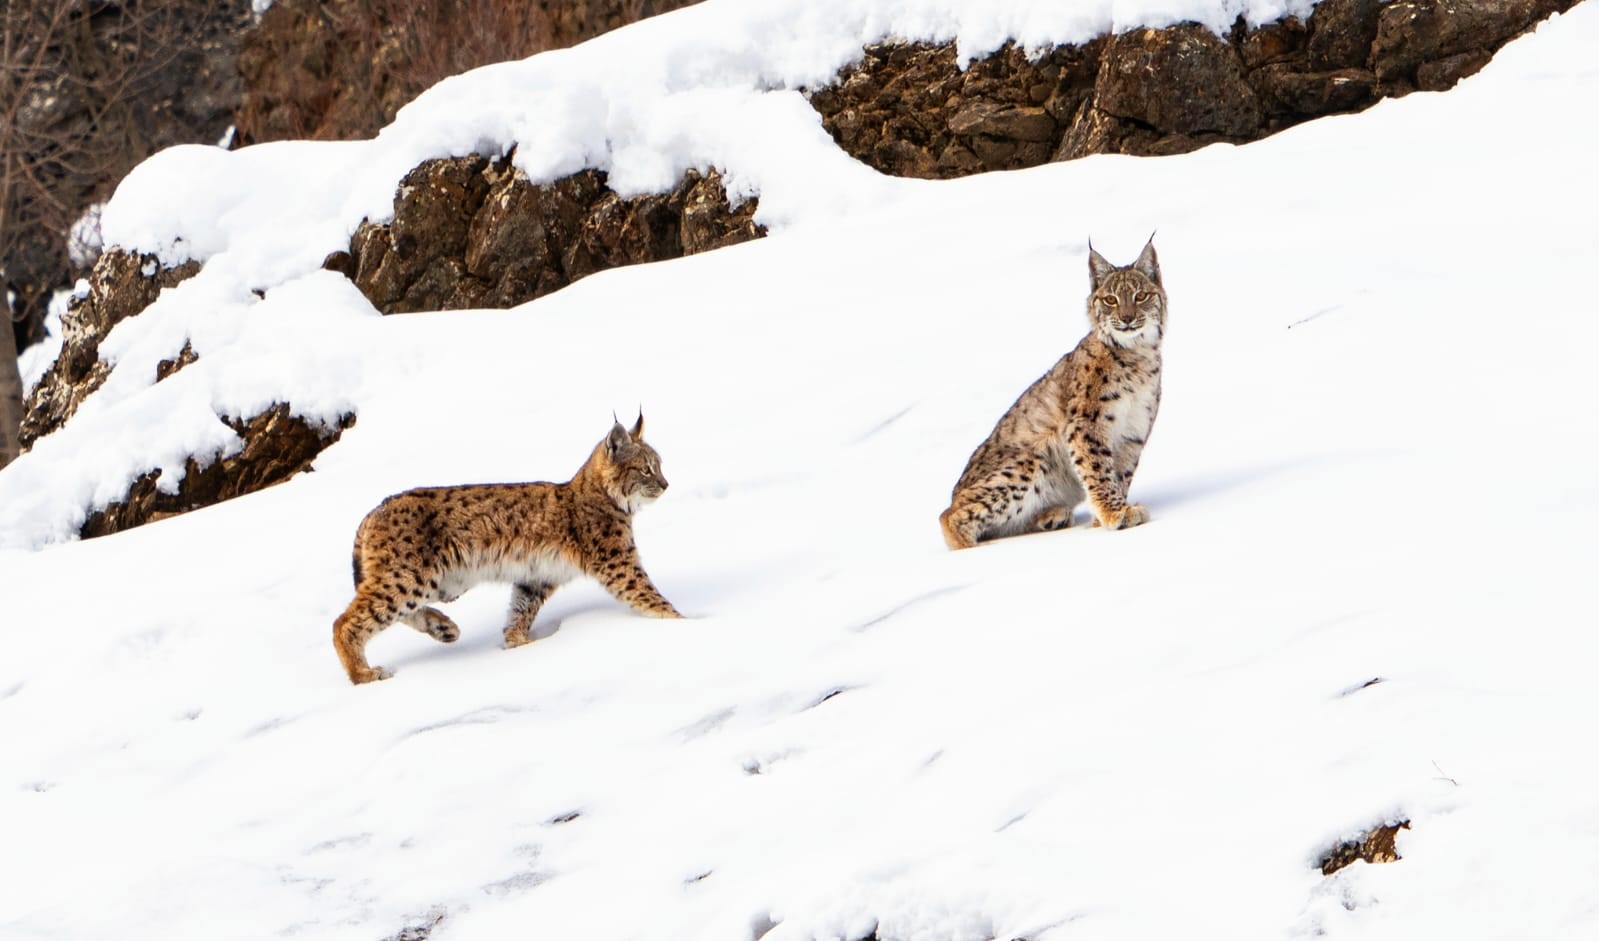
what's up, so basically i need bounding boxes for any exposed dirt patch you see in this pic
[1319,819,1410,875]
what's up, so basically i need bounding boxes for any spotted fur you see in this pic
[940,239,1166,549]
[332,415,681,684]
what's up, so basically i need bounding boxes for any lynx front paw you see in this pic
[1093,504,1149,530]
[503,629,533,649]
[643,606,684,619]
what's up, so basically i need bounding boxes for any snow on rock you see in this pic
[3,1,1599,940]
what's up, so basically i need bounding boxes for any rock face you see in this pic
[332,157,763,314]
[79,406,355,539]
[20,252,201,448]
[808,0,1579,177]
[237,0,701,144]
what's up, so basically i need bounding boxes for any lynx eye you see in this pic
[1102,295,1118,307]
[1135,292,1149,303]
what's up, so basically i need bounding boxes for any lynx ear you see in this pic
[1133,237,1161,286]
[1088,243,1116,287]
[607,421,631,457]
[630,410,645,440]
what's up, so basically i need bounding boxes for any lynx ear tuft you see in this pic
[607,421,631,457]
[1088,243,1116,286]
[1134,237,1161,285]
[631,410,645,440]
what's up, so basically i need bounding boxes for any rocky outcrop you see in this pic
[24,157,759,540]
[20,251,356,540]
[20,251,201,448]
[1318,819,1410,875]
[328,157,763,314]
[808,0,1580,177]
[79,405,354,539]
[237,0,701,144]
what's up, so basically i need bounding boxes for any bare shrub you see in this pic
[1,0,246,354]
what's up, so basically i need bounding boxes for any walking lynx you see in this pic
[940,239,1166,549]
[332,415,682,684]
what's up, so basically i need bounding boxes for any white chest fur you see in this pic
[1106,376,1160,444]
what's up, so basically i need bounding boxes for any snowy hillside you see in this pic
[5,0,1599,939]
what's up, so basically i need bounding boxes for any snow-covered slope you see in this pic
[4,1,1599,939]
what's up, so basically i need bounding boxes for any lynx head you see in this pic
[598,412,668,513]
[1087,238,1165,348]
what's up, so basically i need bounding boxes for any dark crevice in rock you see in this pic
[808,0,1581,178]
[1318,819,1410,875]
[339,155,764,315]
[79,405,354,540]
[20,251,202,449]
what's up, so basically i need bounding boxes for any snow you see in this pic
[15,285,76,396]
[5,1,1599,940]
[66,202,105,269]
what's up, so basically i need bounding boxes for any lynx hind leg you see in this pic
[941,467,1044,550]
[401,606,460,643]
[940,448,1055,550]
[940,500,986,550]
[333,591,398,685]
[333,551,434,684]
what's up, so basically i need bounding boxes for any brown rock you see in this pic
[808,40,1101,179]
[1308,0,1384,70]
[679,170,762,255]
[1416,49,1494,91]
[948,102,1058,141]
[351,155,492,313]
[20,251,201,448]
[1259,66,1380,116]
[236,0,700,145]
[1096,25,1261,137]
[1372,0,1573,86]
[1319,820,1410,875]
[1238,18,1309,68]
[809,3,1566,178]
[80,405,354,540]
[154,342,199,383]
[344,158,764,315]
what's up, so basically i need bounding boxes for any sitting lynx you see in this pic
[940,239,1166,549]
[332,415,682,684]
